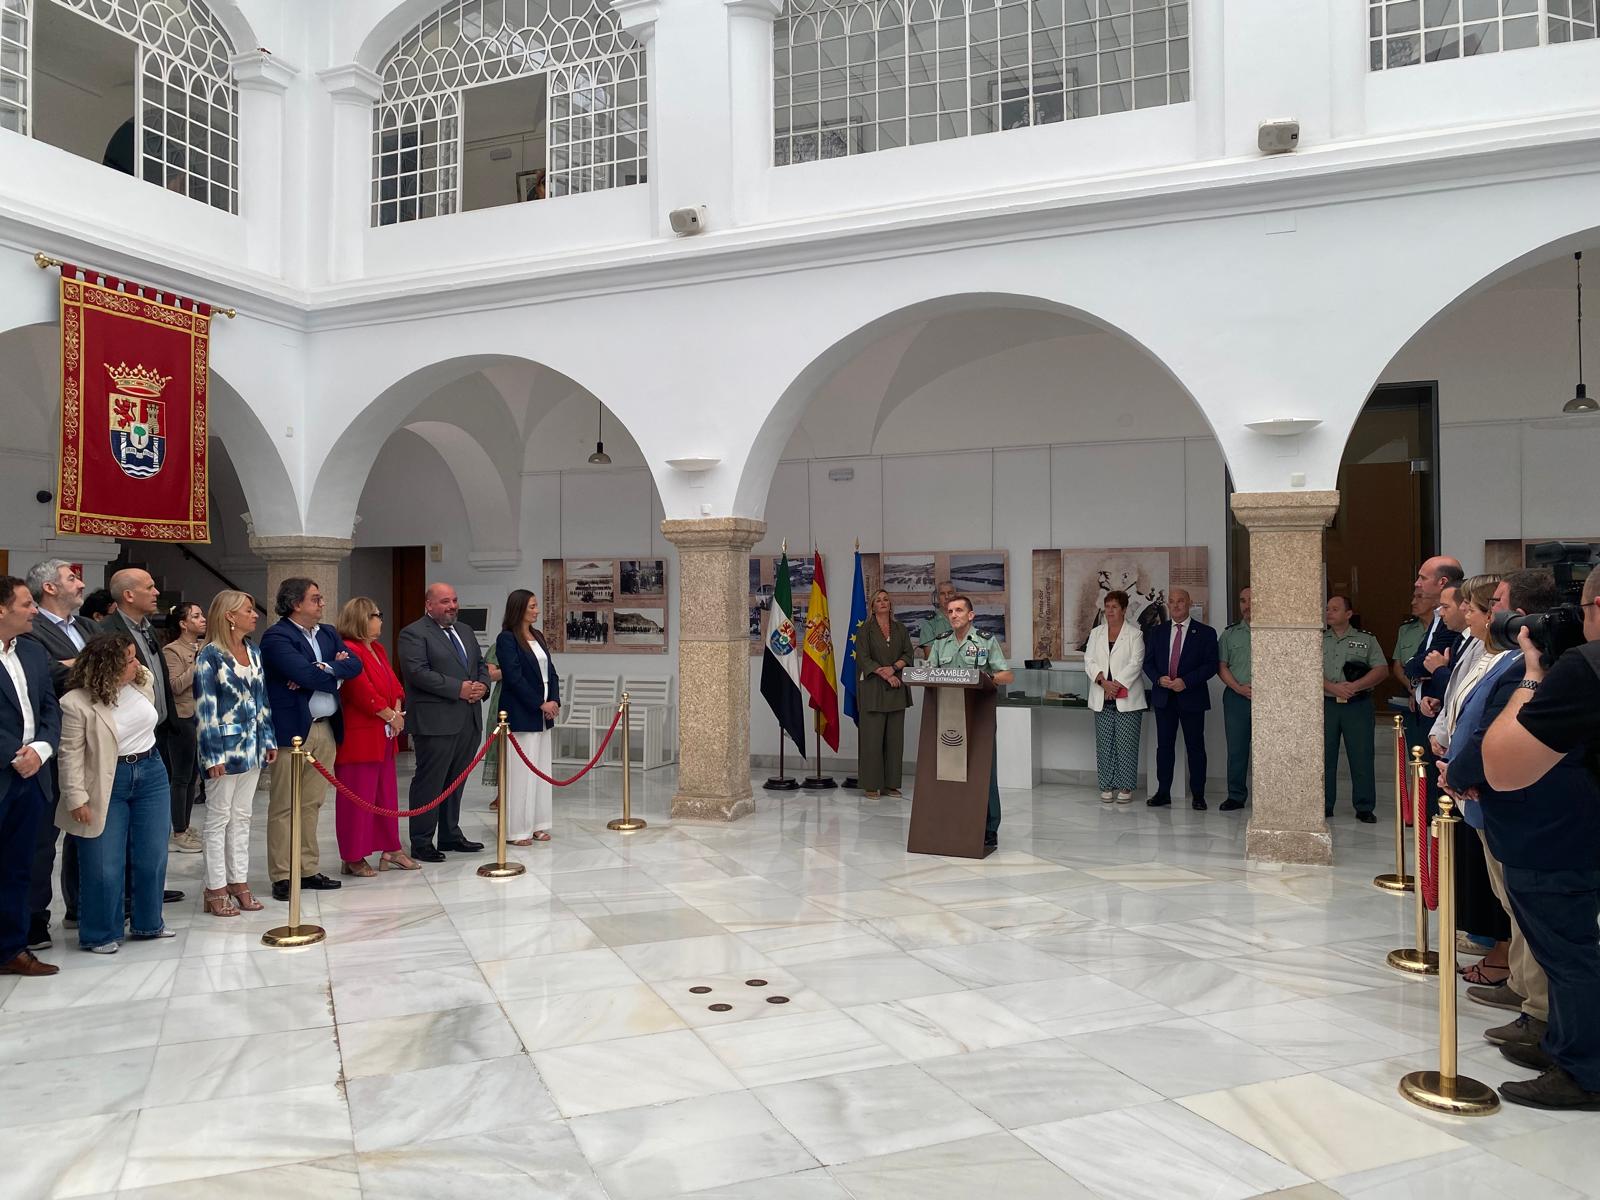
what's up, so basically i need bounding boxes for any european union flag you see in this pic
[841,548,867,725]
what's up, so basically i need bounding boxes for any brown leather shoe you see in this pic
[0,950,60,977]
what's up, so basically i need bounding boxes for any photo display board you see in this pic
[880,549,1009,654]
[541,558,669,654]
[1031,546,1209,660]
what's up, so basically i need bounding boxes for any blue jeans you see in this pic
[76,757,169,949]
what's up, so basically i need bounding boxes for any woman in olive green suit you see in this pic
[856,589,915,799]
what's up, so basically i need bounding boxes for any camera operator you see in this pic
[1458,569,1600,1111]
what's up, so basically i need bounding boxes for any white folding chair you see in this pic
[553,675,620,765]
[610,675,676,770]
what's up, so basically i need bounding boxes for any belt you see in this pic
[119,747,159,765]
[311,717,331,725]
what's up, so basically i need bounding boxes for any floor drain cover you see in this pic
[745,979,768,987]
[766,996,790,1004]
[709,1003,733,1012]
[689,986,712,994]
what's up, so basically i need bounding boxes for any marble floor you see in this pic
[4,763,1598,1200]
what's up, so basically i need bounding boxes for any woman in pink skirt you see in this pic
[334,598,417,875]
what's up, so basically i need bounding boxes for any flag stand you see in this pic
[802,717,836,789]
[764,735,800,791]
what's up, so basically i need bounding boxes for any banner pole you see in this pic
[1387,748,1439,975]
[263,738,325,948]
[480,713,526,878]
[1375,714,1415,892]
[765,731,798,791]
[608,693,646,832]
[802,712,836,790]
[1400,795,1500,1115]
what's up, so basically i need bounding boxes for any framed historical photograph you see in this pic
[565,560,615,605]
[881,553,936,594]
[544,557,667,653]
[620,559,666,596]
[542,559,566,651]
[565,608,610,646]
[971,602,1007,644]
[1037,546,1210,658]
[949,553,1006,593]
[879,548,1010,654]
[613,607,666,648]
[516,168,547,202]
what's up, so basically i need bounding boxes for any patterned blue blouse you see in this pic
[195,640,278,774]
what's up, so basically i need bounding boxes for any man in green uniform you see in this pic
[1392,591,1429,694]
[916,581,957,657]
[925,594,1014,848]
[1217,586,1252,812]
[1323,594,1390,822]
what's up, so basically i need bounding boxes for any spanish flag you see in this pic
[801,551,841,751]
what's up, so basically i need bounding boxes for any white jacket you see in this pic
[1083,622,1148,713]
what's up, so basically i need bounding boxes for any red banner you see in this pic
[55,268,210,542]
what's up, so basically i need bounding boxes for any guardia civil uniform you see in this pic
[1217,619,1252,809]
[1392,614,1428,765]
[916,612,953,654]
[926,626,1008,845]
[1323,625,1388,817]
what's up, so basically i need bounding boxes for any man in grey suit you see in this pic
[398,582,489,862]
[21,560,97,951]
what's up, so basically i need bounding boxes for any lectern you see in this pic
[905,665,997,859]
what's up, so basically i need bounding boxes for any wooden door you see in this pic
[390,546,427,751]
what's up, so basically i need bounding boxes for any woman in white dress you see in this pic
[495,589,561,843]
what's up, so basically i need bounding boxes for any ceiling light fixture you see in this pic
[1565,252,1598,415]
[587,402,611,465]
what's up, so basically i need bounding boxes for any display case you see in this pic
[997,663,1091,709]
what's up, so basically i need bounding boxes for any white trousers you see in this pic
[506,730,553,838]
[203,769,259,889]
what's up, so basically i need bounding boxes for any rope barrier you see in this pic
[309,734,494,819]
[1414,769,1440,912]
[509,705,624,786]
[1397,723,1414,828]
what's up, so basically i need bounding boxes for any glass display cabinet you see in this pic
[997,663,1091,709]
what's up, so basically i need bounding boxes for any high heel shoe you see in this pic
[204,887,239,917]
[227,883,263,911]
[341,859,377,878]
[379,852,420,871]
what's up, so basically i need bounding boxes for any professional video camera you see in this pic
[1489,605,1587,667]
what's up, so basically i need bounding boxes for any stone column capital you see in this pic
[724,0,785,20]
[231,50,300,94]
[660,517,766,553]
[248,535,354,565]
[317,63,384,105]
[609,0,661,44]
[1229,490,1340,531]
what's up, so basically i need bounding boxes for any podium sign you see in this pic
[904,666,980,783]
[906,670,995,859]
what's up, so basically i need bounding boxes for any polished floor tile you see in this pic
[828,1131,1094,1199]
[534,1028,743,1117]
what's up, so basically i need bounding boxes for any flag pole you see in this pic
[803,711,836,789]
[765,733,799,791]
[843,538,861,790]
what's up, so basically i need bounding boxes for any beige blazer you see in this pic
[56,673,158,840]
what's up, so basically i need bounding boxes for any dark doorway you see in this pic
[390,546,426,752]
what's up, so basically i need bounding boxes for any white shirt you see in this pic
[112,685,159,755]
[1167,617,1192,668]
[297,622,340,721]
[1,637,54,765]
[39,608,86,653]
[1413,610,1443,703]
[530,638,551,690]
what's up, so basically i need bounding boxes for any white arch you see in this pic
[403,420,519,553]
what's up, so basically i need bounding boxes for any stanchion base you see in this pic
[261,924,325,948]
[607,817,648,832]
[841,776,859,789]
[801,776,837,790]
[1399,1070,1500,1116]
[1374,872,1416,892]
[1387,947,1441,975]
[478,861,528,878]
[763,777,800,791]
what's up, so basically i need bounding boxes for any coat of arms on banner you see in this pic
[106,364,170,480]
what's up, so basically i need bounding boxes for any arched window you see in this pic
[373,0,648,226]
[1368,0,1594,70]
[774,0,1189,165]
[0,0,238,211]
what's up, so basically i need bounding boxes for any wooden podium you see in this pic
[905,666,997,859]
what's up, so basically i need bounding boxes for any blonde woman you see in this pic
[56,635,171,952]
[193,591,277,917]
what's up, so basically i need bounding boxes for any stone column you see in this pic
[1230,490,1340,865]
[661,517,765,821]
[249,535,354,615]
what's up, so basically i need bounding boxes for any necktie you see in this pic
[1168,622,1184,678]
[447,626,468,667]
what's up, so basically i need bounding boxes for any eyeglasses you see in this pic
[372,611,384,618]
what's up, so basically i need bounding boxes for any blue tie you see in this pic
[447,627,468,667]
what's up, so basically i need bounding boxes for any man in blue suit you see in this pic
[260,577,362,902]
[0,576,61,977]
[1143,587,1219,811]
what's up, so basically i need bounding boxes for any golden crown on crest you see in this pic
[104,362,171,397]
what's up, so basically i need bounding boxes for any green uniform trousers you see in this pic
[1222,689,1251,805]
[857,708,906,793]
[1324,695,1376,816]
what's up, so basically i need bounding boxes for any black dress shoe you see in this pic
[439,839,484,853]
[1357,811,1378,824]
[301,873,342,891]
[1501,1066,1600,1111]
[411,845,446,863]
[1146,794,1171,808]
[1191,798,1208,811]
[271,880,290,902]
[1219,799,1246,812]
[983,837,998,849]
[1501,1040,1555,1072]
[163,890,185,904]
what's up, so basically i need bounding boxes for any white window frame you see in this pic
[1368,0,1596,71]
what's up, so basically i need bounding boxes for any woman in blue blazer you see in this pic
[496,589,561,843]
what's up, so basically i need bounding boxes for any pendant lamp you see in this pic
[1566,252,1598,415]
[587,402,612,464]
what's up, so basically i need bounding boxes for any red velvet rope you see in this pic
[1397,728,1413,828]
[508,705,624,786]
[1414,768,1440,912]
[308,735,494,819]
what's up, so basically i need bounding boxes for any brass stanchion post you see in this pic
[263,737,326,948]
[1400,795,1500,1115]
[1375,715,1415,892]
[607,692,645,832]
[480,712,526,879]
[1388,747,1439,975]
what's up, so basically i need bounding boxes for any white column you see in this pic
[1327,0,1368,142]
[315,64,384,283]
[725,0,783,228]
[231,51,300,279]
[1192,0,1225,159]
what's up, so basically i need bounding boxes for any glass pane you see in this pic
[1499,15,1536,48]
[1461,21,1498,53]
[1386,1,1421,33]
[1424,28,1460,58]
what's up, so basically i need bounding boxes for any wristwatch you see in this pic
[1516,679,1539,693]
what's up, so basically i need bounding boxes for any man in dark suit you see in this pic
[260,577,362,901]
[21,560,98,950]
[1404,556,1465,792]
[0,576,61,977]
[398,582,489,862]
[1143,587,1219,811]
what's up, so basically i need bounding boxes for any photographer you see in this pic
[1458,569,1600,1111]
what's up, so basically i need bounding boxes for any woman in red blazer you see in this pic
[333,598,417,874]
